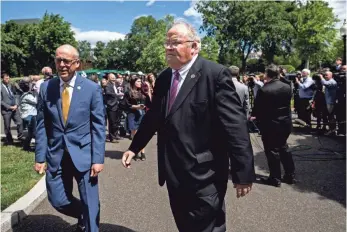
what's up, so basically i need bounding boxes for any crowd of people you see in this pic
[0,19,345,232]
[1,65,157,155]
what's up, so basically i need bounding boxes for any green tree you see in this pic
[288,0,338,68]
[77,40,92,63]
[200,36,219,62]
[31,12,77,73]
[136,32,166,73]
[1,21,32,76]
[136,15,174,73]
[93,41,108,69]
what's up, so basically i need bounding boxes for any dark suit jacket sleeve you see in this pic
[216,68,255,184]
[251,88,264,119]
[105,84,119,107]
[91,85,106,164]
[1,87,12,110]
[128,77,163,154]
[35,84,48,163]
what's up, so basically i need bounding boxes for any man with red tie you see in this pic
[122,20,255,232]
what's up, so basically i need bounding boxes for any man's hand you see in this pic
[249,116,256,121]
[90,164,104,177]
[10,105,17,111]
[34,162,46,174]
[122,150,136,168]
[234,184,252,198]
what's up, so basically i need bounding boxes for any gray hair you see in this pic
[302,69,311,76]
[229,66,240,77]
[168,19,201,50]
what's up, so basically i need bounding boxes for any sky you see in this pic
[1,1,346,47]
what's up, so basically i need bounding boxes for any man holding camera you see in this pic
[296,69,315,130]
[320,71,337,135]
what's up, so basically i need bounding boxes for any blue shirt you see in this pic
[298,77,315,99]
[321,78,337,105]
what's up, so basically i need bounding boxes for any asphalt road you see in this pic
[7,125,345,232]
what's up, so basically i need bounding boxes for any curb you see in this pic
[1,175,46,232]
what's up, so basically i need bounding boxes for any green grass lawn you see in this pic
[1,145,43,210]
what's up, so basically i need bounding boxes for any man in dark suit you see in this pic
[251,64,296,187]
[105,73,123,142]
[122,21,255,232]
[1,73,23,144]
[35,44,105,232]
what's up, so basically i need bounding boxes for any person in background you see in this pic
[89,74,99,84]
[42,66,53,81]
[123,75,149,161]
[147,73,156,91]
[19,77,38,151]
[312,74,328,133]
[333,57,342,72]
[320,71,337,135]
[252,64,296,187]
[1,73,23,144]
[105,73,123,142]
[229,66,250,118]
[296,69,315,130]
[31,75,44,94]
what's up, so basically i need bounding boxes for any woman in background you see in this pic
[124,75,150,161]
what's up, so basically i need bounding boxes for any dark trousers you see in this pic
[2,110,23,143]
[167,182,227,232]
[107,109,122,140]
[335,100,346,134]
[22,115,36,149]
[297,98,312,126]
[46,153,100,232]
[262,130,295,180]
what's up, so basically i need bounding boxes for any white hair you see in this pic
[302,69,311,76]
[168,18,201,50]
[56,44,80,59]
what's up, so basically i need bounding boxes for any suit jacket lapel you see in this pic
[166,56,202,119]
[53,78,65,128]
[66,75,84,127]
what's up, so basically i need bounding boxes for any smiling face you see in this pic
[55,45,80,82]
[165,24,198,70]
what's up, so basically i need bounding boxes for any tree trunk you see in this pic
[305,58,310,69]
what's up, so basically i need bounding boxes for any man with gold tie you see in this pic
[34,44,106,232]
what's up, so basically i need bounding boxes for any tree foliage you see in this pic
[1,12,77,76]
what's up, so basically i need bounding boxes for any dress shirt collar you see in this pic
[60,73,77,88]
[172,54,199,80]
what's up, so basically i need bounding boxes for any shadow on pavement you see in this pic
[248,127,346,207]
[105,150,124,160]
[12,214,137,232]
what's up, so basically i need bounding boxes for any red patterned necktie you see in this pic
[168,71,180,112]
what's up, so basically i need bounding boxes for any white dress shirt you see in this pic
[59,73,77,103]
[170,54,199,97]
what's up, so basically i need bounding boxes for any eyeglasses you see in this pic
[55,57,79,66]
[163,40,194,48]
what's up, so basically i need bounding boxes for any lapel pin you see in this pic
[191,74,196,79]
[77,86,81,90]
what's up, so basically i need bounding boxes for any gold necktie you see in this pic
[62,83,70,124]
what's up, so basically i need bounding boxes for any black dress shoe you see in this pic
[133,153,141,161]
[282,174,298,185]
[260,177,281,187]
[115,135,124,140]
[74,225,85,232]
[140,153,146,161]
